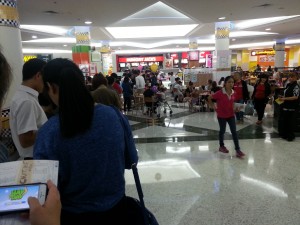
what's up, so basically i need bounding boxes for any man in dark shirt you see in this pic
[278,73,300,141]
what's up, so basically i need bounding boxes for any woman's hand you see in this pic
[28,180,61,225]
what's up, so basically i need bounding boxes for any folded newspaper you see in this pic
[0,160,59,225]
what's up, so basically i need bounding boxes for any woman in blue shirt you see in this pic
[34,58,138,224]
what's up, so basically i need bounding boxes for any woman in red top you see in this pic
[252,74,271,125]
[208,76,245,158]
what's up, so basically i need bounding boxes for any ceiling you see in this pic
[17,0,300,54]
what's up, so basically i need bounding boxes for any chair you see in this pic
[144,96,156,116]
[131,93,144,115]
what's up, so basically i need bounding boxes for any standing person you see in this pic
[233,71,249,124]
[169,72,176,95]
[33,58,138,225]
[208,76,245,158]
[278,73,300,141]
[122,76,133,112]
[134,69,145,94]
[252,74,271,125]
[0,51,12,162]
[273,67,280,85]
[9,58,48,160]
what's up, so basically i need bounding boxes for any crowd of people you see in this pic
[1,50,300,224]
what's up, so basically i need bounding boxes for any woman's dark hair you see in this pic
[218,77,225,85]
[212,81,217,88]
[92,73,107,90]
[0,51,12,108]
[224,76,233,83]
[124,76,129,83]
[42,58,94,138]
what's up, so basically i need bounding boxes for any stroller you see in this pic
[155,92,173,118]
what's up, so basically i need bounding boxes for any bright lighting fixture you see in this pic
[22,48,72,54]
[218,17,226,20]
[20,25,68,35]
[230,41,275,49]
[230,31,276,37]
[285,39,300,44]
[32,35,37,39]
[85,21,92,25]
[232,39,236,41]
[105,24,198,39]
[22,37,76,43]
[265,28,271,31]
[63,44,68,47]
[235,15,300,29]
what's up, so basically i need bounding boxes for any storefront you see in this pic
[117,55,164,72]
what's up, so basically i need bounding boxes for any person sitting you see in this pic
[173,79,184,102]
[33,58,138,225]
[143,84,157,114]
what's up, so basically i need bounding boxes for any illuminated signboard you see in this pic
[119,56,164,62]
[23,55,37,62]
[251,50,275,56]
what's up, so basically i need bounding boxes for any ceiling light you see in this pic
[22,37,76,43]
[235,15,300,29]
[63,44,68,47]
[105,24,198,39]
[230,31,276,37]
[22,48,72,54]
[232,39,236,41]
[230,41,275,49]
[32,35,37,39]
[265,28,271,31]
[20,25,68,35]
[218,17,226,20]
[85,21,92,25]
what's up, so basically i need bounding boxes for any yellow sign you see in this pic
[23,55,37,62]
[251,50,275,56]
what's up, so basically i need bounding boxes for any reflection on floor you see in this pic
[124,101,300,225]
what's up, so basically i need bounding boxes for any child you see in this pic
[208,76,245,158]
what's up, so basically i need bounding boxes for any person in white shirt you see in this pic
[10,58,48,159]
[134,69,145,94]
[173,78,183,102]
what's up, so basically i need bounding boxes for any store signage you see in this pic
[119,56,164,62]
[251,50,275,56]
[23,55,37,62]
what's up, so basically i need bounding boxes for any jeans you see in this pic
[254,99,266,121]
[235,99,244,121]
[123,96,131,111]
[217,117,240,151]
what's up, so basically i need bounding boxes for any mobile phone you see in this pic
[0,183,47,215]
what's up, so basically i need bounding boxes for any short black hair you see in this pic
[22,58,46,81]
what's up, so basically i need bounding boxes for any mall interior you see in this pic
[1,0,300,224]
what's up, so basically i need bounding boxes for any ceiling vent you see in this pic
[254,3,273,8]
[43,10,59,15]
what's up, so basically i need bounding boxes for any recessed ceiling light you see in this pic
[218,17,226,20]
[32,35,37,38]
[85,21,92,25]
[265,28,271,31]
[232,39,236,41]
[63,44,68,47]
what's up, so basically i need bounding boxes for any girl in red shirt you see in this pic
[208,76,245,158]
[252,74,271,125]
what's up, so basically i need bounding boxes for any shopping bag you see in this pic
[244,100,255,115]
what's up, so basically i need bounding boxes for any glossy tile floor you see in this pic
[124,99,300,225]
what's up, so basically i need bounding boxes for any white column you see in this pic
[0,0,23,108]
[274,39,285,71]
[213,21,232,82]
